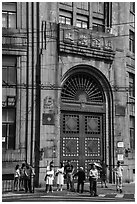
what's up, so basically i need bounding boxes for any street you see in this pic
[2,182,135,202]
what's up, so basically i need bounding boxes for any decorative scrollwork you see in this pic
[61,73,104,103]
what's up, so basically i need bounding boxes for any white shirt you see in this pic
[89,169,98,180]
[113,166,123,177]
[15,169,20,178]
[46,169,54,185]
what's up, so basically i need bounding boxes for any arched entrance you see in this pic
[60,65,114,181]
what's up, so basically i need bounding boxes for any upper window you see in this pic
[129,73,135,97]
[130,2,135,28]
[129,30,135,53]
[2,2,16,28]
[76,2,89,11]
[92,2,105,32]
[59,10,72,25]
[60,2,72,7]
[130,116,135,150]
[2,56,17,85]
[92,2,104,14]
[92,18,105,32]
[2,108,16,149]
[76,15,88,29]
[130,2,135,13]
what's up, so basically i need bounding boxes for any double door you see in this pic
[60,111,104,177]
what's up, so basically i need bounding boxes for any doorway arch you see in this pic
[60,64,114,182]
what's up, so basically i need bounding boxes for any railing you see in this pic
[2,174,14,192]
[2,180,14,192]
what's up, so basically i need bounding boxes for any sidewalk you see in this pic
[2,182,135,197]
[35,182,135,194]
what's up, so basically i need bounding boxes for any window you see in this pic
[60,2,72,7]
[2,2,16,28]
[130,2,135,13]
[2,109,16,149]
[130,116,135,150]
[76,2,89,11]
[92,19,105,32]
[130,2,135,28]
[2,56,17,85]
[59,10,72,25]
[92,2,105,32]
[92,2,104,14]
[129,73,135,97]
[129,30,135,53]
[76,15,88,29]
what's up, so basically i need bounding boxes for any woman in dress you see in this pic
[56,162,64,191]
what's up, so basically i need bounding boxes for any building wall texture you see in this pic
[2,2,135,187]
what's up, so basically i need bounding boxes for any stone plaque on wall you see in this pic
[115,105,125,116]
[42,113,55,125]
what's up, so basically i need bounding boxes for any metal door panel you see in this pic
[60,111,103,177]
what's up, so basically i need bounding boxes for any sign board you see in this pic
[42,113,55,125]
[117,154,123,161]
[43,96,54,111]
[117,141,124,148]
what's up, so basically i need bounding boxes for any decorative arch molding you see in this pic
[60,64,114,183]
[61,64,113,102]
[61,72,105,103]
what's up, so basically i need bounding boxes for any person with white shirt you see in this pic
[56,162,64,191]
[14,164,20,191]
[113,161,123,193]
[89,163,98,196]
[45,165,54,193]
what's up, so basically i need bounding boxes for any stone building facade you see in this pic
[2,2,135,187]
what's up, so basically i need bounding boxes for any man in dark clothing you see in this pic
[24,163,34,193]
[74,167,85,193]
[64,160,74,191]
[100,160,108,188]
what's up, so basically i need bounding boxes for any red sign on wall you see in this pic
[42,113,55,125]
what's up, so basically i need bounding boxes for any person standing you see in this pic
[100,160,108,188]
[89,163,98,197]
[45,160,53,192]
[45,165,54,193]
[74,167,85,193]
[23,163,33,193]
[113,161,123,193]
[56,162,64,191]
[14,164,20,191]
[64,160,74,191]
[19,163,26,191]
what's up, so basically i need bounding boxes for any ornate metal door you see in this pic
[60,111,103,177]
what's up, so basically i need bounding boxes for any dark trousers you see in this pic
[77,181,84,193]
[89,178,97,196]
[24,178,32,193]
[46,184,52,192]
[66,173,74,191]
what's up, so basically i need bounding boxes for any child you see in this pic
[113,161,123,193]
[14,164,20,191]
[56,162,64,191]
[45,165,54,193]
[89,163,98,196]
[74,167,85,193]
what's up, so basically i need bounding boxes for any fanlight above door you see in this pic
[61,73,104,103]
